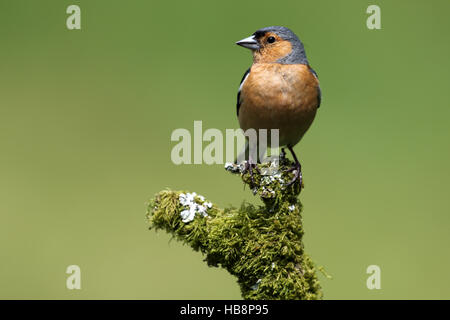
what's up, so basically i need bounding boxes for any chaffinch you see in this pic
[236,26,321,187]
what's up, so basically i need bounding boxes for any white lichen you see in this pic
[204,201,212,208]
[224,162,241,173]
[180,209,195,223]
[251,279,262,291]
[179,192,210,223]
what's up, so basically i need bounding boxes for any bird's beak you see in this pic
[236,35,259,50]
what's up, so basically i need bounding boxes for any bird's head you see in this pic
[236,26,308,65]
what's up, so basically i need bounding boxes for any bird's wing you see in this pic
[309,67,321,109]
[237,68,250,116]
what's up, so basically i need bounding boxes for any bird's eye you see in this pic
[267,36,276,43]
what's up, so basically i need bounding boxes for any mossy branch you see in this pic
[147,157,322,300]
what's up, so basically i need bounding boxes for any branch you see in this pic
[147,156,322,300]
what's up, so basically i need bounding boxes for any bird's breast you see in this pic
[239,63,319,146]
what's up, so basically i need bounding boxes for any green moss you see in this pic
[147,159,323,300]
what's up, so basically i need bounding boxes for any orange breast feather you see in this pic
[238,63,319,147]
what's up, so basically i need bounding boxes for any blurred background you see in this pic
[1,0,449,299]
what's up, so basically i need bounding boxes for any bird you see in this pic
[235,26,321,187]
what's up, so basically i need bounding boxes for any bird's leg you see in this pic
[280,148,286,161]
[243,161,257,186]
[285,146,302,187]
[243,156,258,187]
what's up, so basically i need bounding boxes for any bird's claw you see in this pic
[243,161,259,187]
[286,163,303,187]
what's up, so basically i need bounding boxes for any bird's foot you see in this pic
[285,162,303,187]
[243,161,259,187]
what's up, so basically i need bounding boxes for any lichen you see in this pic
[146,157,322,300]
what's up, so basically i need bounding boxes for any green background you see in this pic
[1,0,449,299]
